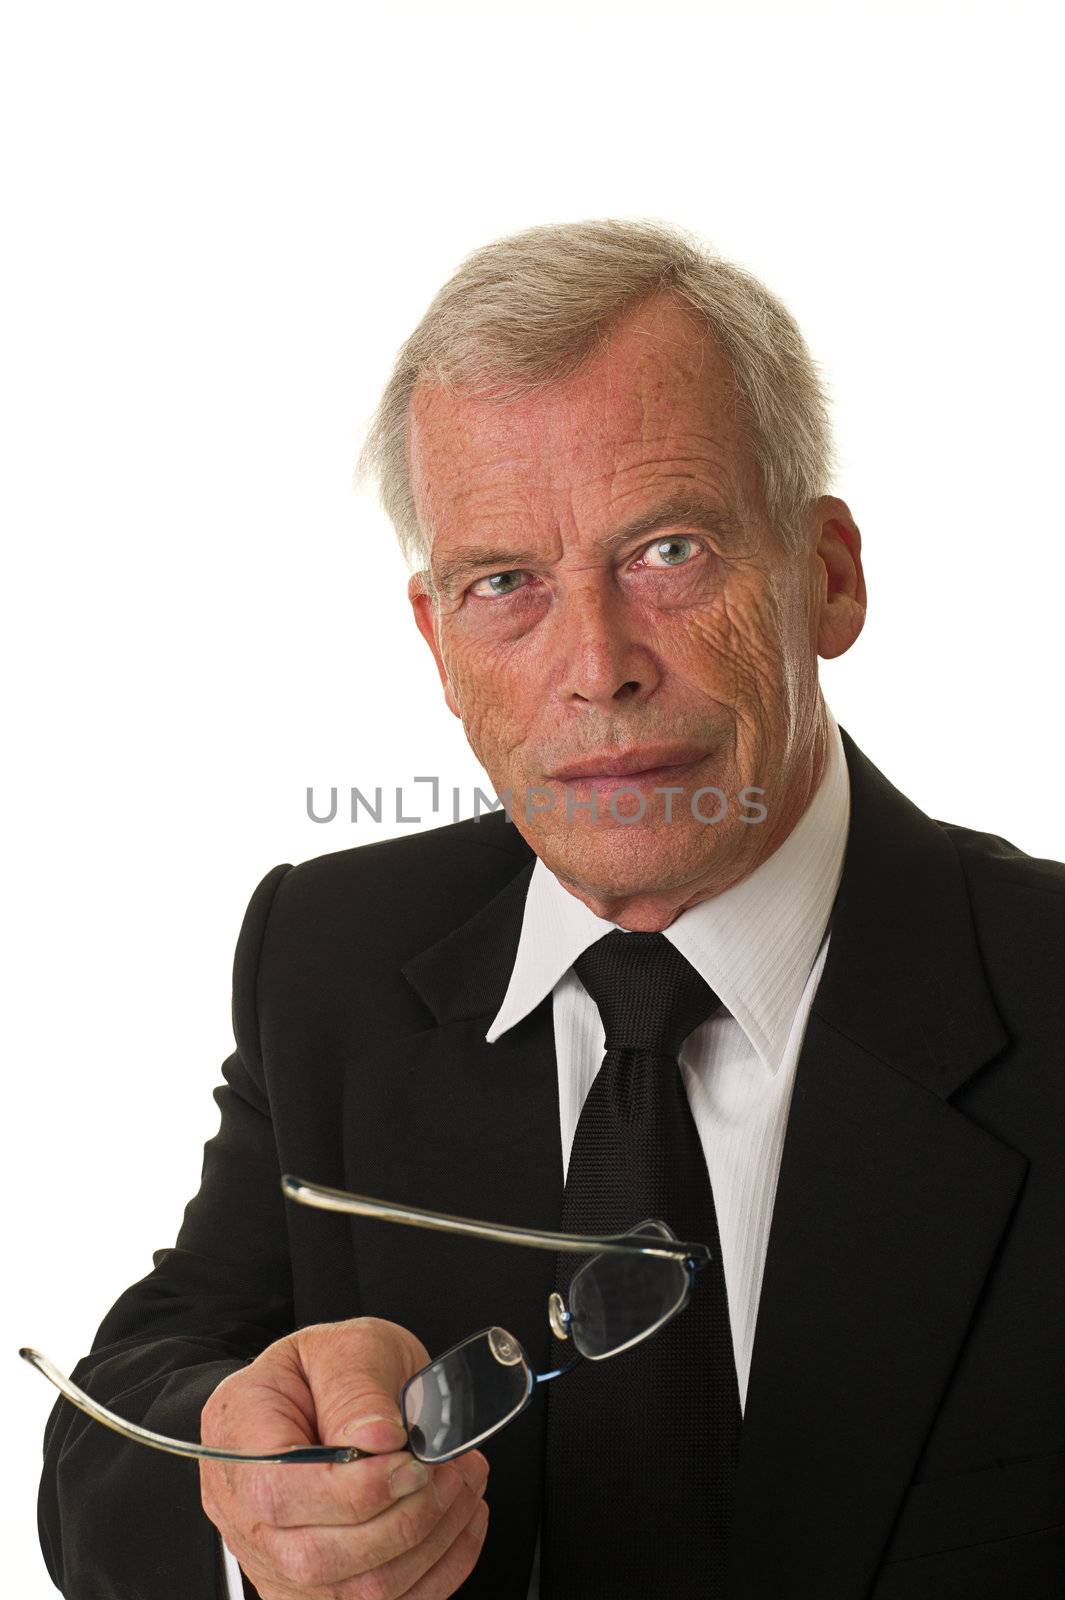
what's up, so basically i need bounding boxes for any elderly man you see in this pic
[37,221,1065,1600]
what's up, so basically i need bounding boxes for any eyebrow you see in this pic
[432,495,742,595]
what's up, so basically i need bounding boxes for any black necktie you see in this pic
[539,930,742,1599]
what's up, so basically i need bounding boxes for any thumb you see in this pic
[338,1401,409,1454]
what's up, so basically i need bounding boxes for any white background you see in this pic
[3,1,1062,1590]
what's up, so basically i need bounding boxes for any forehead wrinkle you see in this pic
[604,447,742,509]
[457,425,741,501]
[611,465,734,501]
[444,475,538,518]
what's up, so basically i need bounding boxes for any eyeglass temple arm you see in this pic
[18,1348,366,1465]
[281,1175,711,1265]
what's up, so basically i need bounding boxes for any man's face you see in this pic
[408,294,863,927]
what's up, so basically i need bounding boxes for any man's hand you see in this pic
[199,1317,490,1599]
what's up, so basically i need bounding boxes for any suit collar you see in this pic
[400,846,535,1026]
[813,725,1007,1097]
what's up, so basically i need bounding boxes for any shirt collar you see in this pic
[485,708,851,1074]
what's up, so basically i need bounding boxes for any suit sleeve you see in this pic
[35,863,296,1599]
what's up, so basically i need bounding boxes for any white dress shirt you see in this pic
[223,708,850,1600]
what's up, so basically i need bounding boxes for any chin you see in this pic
[528,816,740,903]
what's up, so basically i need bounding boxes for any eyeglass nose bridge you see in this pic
[487,1326,524,1365]
[547,1291,572,1342]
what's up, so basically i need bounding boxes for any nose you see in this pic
[554,579,661,708]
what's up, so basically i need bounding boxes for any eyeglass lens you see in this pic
[403,1326,534,1463]
[401,1222,690,1460]
[567,1219,690,1360]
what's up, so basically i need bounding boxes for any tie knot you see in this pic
[573,929,721,1056]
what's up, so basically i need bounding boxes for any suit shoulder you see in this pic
[256,810,533,962]
[937,818,1065,966]
[938,817,1065,904]
[291,808,530,886]
[933,819,1065,1063]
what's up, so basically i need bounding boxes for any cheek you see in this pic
[443,590,563,696]
[437,626,542,766]
[670,587,789,699]
[448,586,551,649]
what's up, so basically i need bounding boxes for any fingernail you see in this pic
[471,1503,489,1539]
[390,1460,429,1499]
[345,1414,406,1450]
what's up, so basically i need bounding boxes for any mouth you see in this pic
[545,746,709,796]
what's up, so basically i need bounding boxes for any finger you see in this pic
[246,1456,485,1588]
[203,1367,324,1502]
[226,1443,489,1534]
[295,1317,427,1451]
[224,1448,429,1530]
[371,1483,491,1600]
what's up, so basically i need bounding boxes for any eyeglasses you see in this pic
[19,1172,712,1468]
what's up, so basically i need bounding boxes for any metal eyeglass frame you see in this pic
[19,1172,712,1468]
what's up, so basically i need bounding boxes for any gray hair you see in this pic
[356,218,834,579]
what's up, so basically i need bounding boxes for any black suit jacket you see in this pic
[37,728,1065,1599]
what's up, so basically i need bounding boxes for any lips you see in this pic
[547,746,708,783]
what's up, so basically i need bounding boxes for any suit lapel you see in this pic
[724,731,1029,1598]
[342,849,564,1366]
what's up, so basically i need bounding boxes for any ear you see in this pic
[408,571,462,718]
[811,497,867,660]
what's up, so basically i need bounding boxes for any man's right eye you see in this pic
[469,570,530,598]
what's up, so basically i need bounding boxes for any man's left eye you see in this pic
[640,535,699,569]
